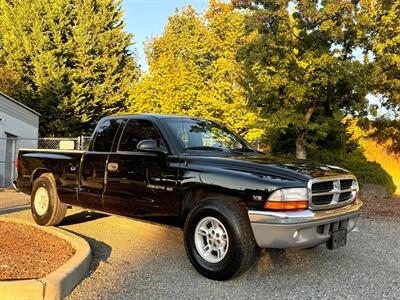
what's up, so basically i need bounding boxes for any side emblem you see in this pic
[252,195,263,202]
[147,184,173,192]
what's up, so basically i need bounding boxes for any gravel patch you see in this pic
[362,194,400,219]
[0,219,75,280]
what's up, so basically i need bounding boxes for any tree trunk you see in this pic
[296,132,307,160]
[295,103,316,160]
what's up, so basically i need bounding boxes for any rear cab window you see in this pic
[92,119,125,152]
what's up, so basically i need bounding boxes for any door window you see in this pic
[92,119,123,152]
[118,119,165,152]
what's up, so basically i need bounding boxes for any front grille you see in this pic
[312,181,333,193]
[340,179,353,190]
[312,195,333,205]
[339,191,352,202]
[309,177,358,210]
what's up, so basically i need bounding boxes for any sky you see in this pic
[121,0,210,70]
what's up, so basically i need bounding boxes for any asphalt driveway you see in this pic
[1,191,399,299]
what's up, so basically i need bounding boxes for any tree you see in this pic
[0,0,74,135]
[234,0,371,159]
[358,0,400,114]
[128,2,264,141]
[0,0,138,136]
[69,0,139,134]
[0,66,28,101]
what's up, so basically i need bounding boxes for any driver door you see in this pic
[103,118,180,217]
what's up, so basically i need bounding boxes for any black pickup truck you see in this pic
[16,114,362,280]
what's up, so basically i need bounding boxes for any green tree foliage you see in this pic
[0,0,138,136]
[0,66,28,101]
[358,0,400,113]
[369,118,400,154]
[128,2,264,141]
[69,0,139,134]
[234,0,371,159]
[0,0,74,135]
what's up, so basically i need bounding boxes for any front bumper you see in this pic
[248,200,362,249]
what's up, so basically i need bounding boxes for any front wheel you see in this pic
[31,173,67,226]
[184,197,257,280]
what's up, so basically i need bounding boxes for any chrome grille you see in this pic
[339,191,352,202]
[312,194,333,205]
[340,179,353,190]
[308,176,358,210]
[312,181,334,193]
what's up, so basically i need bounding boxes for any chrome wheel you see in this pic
[194,217,229,263]
[34,187,49,216]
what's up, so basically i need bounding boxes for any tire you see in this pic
[31,173,67,226]
[184,197,257,280]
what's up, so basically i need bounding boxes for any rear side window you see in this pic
[118,119,165,152]
[92,119,123,152]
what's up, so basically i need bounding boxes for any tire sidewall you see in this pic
[31,175,57,226]
[184,201,247,279]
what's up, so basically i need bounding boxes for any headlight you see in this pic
[264,188,309,210]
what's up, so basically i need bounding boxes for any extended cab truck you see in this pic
[16,114,362,280]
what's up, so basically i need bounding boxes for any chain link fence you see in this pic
[0,136,91,188]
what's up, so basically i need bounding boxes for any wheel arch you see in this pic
[180,186,248,227]
[31,168,53,184]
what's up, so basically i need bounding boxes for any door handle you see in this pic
[107,162,119,172]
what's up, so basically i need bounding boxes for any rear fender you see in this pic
[31,168,52,184]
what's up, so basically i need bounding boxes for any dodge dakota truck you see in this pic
[16,114,362,280]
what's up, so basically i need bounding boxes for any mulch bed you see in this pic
[361,194,400,219]
[0,220,75,280]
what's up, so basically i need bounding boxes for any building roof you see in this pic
[0,91,40,116]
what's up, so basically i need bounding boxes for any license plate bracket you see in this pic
[327,228,347,250]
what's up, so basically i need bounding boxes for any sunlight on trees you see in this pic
[128,2,265,141]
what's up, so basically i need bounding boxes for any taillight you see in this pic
[15,156,19,174]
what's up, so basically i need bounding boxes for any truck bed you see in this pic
[16,148,85,206]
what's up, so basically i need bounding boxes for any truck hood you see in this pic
[185,154,350,182]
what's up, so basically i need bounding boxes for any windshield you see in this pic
[164,118,255,154]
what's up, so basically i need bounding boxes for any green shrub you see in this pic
[308,149,396,194]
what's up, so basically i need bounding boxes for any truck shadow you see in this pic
[60,210,109,226]
[0,204,30,215]
[61,228,113,279]
[267,248,291,267]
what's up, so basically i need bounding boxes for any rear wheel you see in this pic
[31,173,67,226]
[184,197,257,280]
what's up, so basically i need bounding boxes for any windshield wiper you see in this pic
[185,146,243,155]
[186,146,225,151]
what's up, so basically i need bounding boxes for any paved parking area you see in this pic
[1,191,399,299]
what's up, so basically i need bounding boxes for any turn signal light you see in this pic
[354,191,359,202]
[264,201,309,210]
[264,188,309,210]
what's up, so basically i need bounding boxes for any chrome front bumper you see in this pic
[248,200,363,249]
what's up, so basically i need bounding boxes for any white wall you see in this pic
[0,93,39,187]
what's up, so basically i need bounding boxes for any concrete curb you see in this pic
[0,218,91,300]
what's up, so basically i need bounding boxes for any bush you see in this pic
[308,149,396,194]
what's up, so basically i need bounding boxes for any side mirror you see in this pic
[137,139,167,154]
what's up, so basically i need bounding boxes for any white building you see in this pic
[0,91,39,188]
